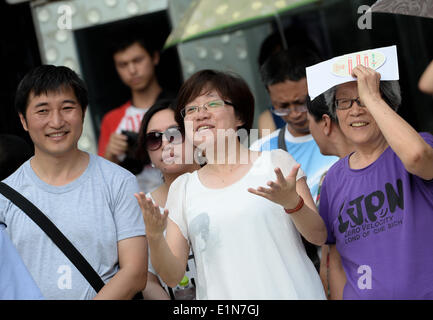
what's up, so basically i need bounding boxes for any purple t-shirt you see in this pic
[319,132,433,299]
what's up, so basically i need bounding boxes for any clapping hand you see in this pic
[247,164,301,209]
[134,192,168,237]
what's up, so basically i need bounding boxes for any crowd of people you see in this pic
[1,27,433,300]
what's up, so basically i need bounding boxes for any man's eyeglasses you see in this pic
[271,104,308,117]
[180,99,234,118]
[335,97,366,110]
[145,126,184,151]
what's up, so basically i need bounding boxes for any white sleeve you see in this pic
[270,149,306,181]
[165,173,190,242]
[249,137,262,151]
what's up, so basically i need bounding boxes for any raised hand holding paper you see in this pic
[306,45,399,100]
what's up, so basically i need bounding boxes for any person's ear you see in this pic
[322,114,332,136]
[19,113,28,132]
[235,114,245,131]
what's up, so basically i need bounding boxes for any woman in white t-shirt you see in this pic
[135,70,327,299]
[136,100,200,299]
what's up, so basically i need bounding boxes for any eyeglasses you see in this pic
[335,97,366,110]
[180,99,234,118]
[145,126,184,151]
[271,104,307,117]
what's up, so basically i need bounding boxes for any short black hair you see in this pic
[260,47,321,89]
[136,99,176,166]
[15,65,88,118]
[306,94,336,123]
[110,33,157,58]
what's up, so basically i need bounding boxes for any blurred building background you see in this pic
[1,0,433,154]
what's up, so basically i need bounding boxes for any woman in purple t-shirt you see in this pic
[318,65,433,299]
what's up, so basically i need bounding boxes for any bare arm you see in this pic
[258,109,276,138]
[419,60,433,95]
[354,65,433,180]
[248,165,327,246]
[135,193,189,288]
[328,244,346,300]
[141,272,170,300]
[319,245,329,299]
[94,236,148,300]
[290,176,328,245]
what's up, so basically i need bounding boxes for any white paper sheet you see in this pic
[306,45,400,100]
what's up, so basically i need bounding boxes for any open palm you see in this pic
[134,192,168,237]
[248,164,300,209]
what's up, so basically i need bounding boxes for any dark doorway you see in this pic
[0,1,41,147]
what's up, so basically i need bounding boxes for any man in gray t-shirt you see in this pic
[0,65,147,299]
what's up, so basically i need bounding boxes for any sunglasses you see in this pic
[145,126,184,151]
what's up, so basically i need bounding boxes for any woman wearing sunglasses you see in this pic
[135,70,327,299]
[136,100,199,299]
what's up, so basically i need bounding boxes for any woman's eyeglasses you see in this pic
[335,97,366,110]
[145,126,184,151]
[180,99,234,118]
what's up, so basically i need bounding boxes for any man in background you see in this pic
[98,35,174,193]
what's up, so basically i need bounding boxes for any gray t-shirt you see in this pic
[0,153,146,299]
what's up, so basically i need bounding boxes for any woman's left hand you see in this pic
[352,65,382,107]
[247,164,301,209]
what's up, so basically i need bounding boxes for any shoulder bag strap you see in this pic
[277,126,288,151]
[0,182,105,293]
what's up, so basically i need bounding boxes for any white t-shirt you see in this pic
[166,149,326,300]
[115,104,147,135]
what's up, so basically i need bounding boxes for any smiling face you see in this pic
[19,87,84,158]
[113,42,159,92]
[335,81,383,148]
[268,78,310,137]
[183,89,244,150]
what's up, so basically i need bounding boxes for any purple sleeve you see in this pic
[420,132,433,148]
[318,175,336,244]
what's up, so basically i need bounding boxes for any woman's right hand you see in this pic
[134,192,169,238]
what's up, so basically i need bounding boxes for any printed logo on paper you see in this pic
[332,50,386,77]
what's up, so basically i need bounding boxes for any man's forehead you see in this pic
[114,43,149,61]
[28,86,77,103]
[269,79,308,102]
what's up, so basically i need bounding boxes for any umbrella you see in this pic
[164,0,322,49]
[370,0,433,19]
